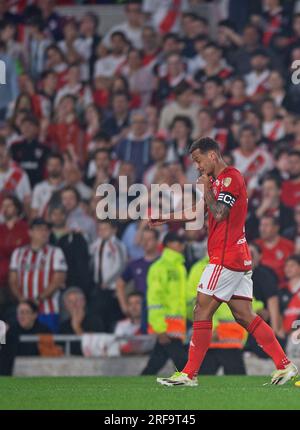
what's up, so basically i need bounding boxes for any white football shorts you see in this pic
[197,264,253,302]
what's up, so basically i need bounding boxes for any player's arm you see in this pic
[116,277,129,315]
[149,204,198,227]
[200,174,237,222]
[9,270,23,302]
[203,187,230,222]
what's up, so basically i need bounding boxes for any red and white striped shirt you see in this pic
[10,245,67,314]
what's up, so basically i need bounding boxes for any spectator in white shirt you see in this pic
[232,124,274,196]
[64,162,92,202]
[103,1,144,49]
[31,153,65,218]
[55,63,93,110]
[244,49,270,100]
[94,31,128,81]
[58,19,84,66]
[143,0,190,35]
[75,12,102,81]
[89,220,127,332]
[114,292,142,338]
[159,81,199,138]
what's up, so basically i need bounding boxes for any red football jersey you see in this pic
[255,237,294,286]
[207,166,252,271]
[280,180,300,208]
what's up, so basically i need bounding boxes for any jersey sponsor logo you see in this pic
[198,283,203,289]
[217,192,236,207]
[223,177,232,187]
[244,260,252,266]
[237,237,246,245]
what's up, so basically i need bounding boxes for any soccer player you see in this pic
[150,137,298,386]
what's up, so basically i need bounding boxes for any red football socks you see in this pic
[247,316,290,370]
[182,320,212,379]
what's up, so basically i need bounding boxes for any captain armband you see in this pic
[217,192,236,208]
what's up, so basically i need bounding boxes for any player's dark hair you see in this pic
[46,152,64,165]
[286,254,300,266]
[189,137,221,155]
[162,32,180,43]
[61,186,81,203]
[143,227,160,241]
[262,174,282,189]
[231,76,246,85]
[93,148,111,158]
[127,291,143,301]
[274,146,290,161]
[198,107,215,119]
[289,149,300,159]
[203,42,221,51]
[41,70,56,80]
[205,76,223,87]
[111,31,128,42]
[19,299,39,314]
[2,194,23,216]
[112,90,130,101]
[97,219,118,229]
[239,123,257,138]
[170,115,193,132]
[21,115,39,127]
[46,44,65,58]
[261,214,280,227]
[83,11,99,29]
[94,131,111,143]
[182,12,199,21]
[174,81,191,97]
[193,34,209,44]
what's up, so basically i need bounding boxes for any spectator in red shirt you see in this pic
[0,196,29,294]
[281,150,300,209]
[46,94,84,161]
[247,175,295,240]
[45,44,68,89]
[283,203,300,254]
[281,255,300,333]
[255,215,295,286]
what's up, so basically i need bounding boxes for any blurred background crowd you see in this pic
[0,0,300,374]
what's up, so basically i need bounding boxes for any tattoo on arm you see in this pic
[204,188,230,222]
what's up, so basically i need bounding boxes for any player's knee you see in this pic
[193,301,213,321]
[232,311,253,329]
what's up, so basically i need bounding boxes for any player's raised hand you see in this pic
[197,174,211,189]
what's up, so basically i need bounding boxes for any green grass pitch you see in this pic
[0,376,299,410]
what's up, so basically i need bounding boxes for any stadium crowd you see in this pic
[1,0,300,374]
